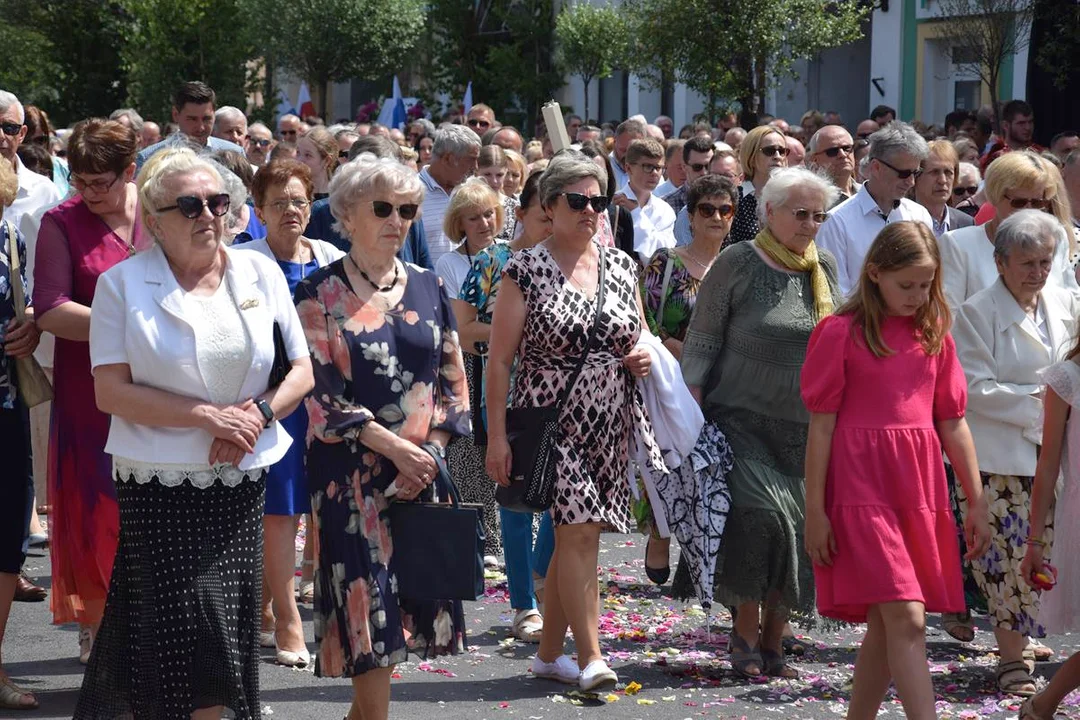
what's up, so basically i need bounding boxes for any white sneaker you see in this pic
[531,654,579,684]
[579,659,617,691]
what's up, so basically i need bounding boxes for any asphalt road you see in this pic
[8,534,1080,719]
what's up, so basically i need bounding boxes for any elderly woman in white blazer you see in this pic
[76,149,314,720]
[236,159,343,668]
[952,210,1080,698]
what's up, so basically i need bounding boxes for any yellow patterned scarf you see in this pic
[753,227,834,321]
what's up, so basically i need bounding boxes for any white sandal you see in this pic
[78,626,94,665]
[513,609,544,643]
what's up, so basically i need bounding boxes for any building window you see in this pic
[954,80,981,110]
[951,45,979,66]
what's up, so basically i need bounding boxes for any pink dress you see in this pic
[801,313,967,622]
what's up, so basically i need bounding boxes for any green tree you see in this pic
[554,3,631,123]
[118,0,257,122]
[1032,0,1078,89]
[629,0,868,123]
[249,0,426,119]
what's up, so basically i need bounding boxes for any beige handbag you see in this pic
[5,221,52,407]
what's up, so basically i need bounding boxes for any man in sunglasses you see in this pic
[246,123,275,167]
[855,118,879,142]
[136,81,243,171]
[950,162,981,216]
[418,124,481,263]
[807,125,858,203]
[212,106,249,153]
[277,113,301,143]
[815,121,934,295]
[661,135,713,216]
[465,104,497,135]
[0,90,62,231]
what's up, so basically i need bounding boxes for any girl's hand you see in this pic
[485,436,512,487]
[805,509,836,567]
[963,501,992,560]
[1020,544,1046,589]
[623,346,651,378]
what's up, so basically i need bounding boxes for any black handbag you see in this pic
[386,444,486,601]
[495,246,607,513]
[268,321,290,387]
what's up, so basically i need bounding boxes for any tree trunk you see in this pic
[317,78,329,120]
[582,75,592,125]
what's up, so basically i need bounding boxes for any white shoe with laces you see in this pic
[579,659,618,691]
[531,654,579,684]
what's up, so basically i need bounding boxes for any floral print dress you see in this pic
[295,261,471,677]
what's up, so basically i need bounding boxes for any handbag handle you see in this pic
[419,442,461,506]
[5,221,26,323]
[554,245,606,412]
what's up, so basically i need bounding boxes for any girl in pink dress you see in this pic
[801,222,991,720]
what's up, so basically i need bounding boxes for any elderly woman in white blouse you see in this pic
[75,148,314,720]
[952,210,1080,698]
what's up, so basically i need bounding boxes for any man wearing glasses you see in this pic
[616,138,676,265]
[0,90,62,230]
[807,125,859,203]
[246,123,276,167]
[465,104,497,135]
[136,81,243,171]
[277,113,302,143]
[815,122,934,295]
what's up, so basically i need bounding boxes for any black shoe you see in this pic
[644,536,670,585]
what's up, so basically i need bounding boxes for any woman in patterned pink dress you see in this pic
[802,222,990,720]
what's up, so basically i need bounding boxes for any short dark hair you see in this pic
[663,139,685,162]
[1003,100,1034,122]
[682,134,715,164]
[173,81,216,110]
[67,118,139,176]
[944,109,976,132]
[686,174,738,217]
[870,105,896,123]
[1052,130,1080,147]
[518,168,544,209]
[17,144,52,180]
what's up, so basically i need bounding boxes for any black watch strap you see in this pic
[254,398,275,427]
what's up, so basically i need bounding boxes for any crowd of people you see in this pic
[0,77,1079,720]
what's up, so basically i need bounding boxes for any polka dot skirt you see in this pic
[725,193,759,249]
[74,471,266,719]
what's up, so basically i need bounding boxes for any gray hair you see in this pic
[538,150,608,209]
[757,167,839,224]
[109,108,145,132]
[867,121,929,163]
[431,125,481,160]
[411,118,436,137]
[214,106,247,132]
[207,160,249,239]
[0,90,24,124]
[136,148,224,234]
[615,118,647,138]
[993,209,1065,262]
[249,121,272,137]
[1064,149,1080,168]
[958,161,982,183]
[329,154,424,237]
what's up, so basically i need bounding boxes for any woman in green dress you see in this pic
[681,167,840,680]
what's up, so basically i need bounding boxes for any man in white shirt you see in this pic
[0,90,63,230]
[815,121,934,295]
[609,118,646,191]
[614,138,676,264]
[418,125,481,264]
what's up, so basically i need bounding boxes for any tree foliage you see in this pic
[554,3,632,122]
[934,0,1033,129]
[628,0,868,123]
[248,0,426,118]
[1032,0,1075,90]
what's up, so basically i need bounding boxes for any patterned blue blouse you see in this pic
[0,221,29,409]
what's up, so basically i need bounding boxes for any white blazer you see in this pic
[237,235,344,268]
[89,243,310,470]
[953,277,1080,476]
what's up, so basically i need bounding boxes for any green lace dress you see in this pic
[681,241,840,615]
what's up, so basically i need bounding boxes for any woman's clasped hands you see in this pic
[201,399,266,467]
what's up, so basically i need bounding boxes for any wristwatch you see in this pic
[254,397,275,428]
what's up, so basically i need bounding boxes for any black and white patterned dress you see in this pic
[504,241,667,532]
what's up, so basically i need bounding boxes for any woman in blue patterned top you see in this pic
[0,156,44,711]
[454,171,556,642]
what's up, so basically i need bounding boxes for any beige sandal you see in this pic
[513,609,544,643]
[0,675,38,710]
[997,660,1037,697]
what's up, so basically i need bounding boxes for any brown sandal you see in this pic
[727,633,763,679]
[1018,694,1055,720]
[762,648,799,679]
[997,660,1037,697]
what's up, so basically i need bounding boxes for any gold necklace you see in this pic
[683,247,714,271]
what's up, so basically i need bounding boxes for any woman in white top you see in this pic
[952,210,1080,698]
[239,159,344,669]
[435,177,505,563]
[76,149,314,720]
[939,150,1078,310]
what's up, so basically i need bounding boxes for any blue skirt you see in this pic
[264,406,311,516]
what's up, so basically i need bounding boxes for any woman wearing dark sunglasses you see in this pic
[294,155,470,720]
[33,119,151,666]
[637,174,737,587]
[727,126,788,247]
[940,150,1078,310]
[486,151,667,692]
[75,148,314,719]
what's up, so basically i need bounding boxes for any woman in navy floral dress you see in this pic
[294,157,470,720]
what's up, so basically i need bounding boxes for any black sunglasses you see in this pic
[695,203,734,219]
[821,144,854,158]
[760,145,789,158]
[0,122,23,137]
[953,185,978,197]
[467,118,491,129]
[876,157,922,179]
[687,162,711,172]
[372,200,419,220]
[338,150,350,159]
[1004,192,1051,210]
[157,194,231,219]
[558,192,610,213]
[250,138,272,148]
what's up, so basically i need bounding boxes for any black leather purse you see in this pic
[268,321,290,387]
[495,246,607,513]
[387,444,486,601]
